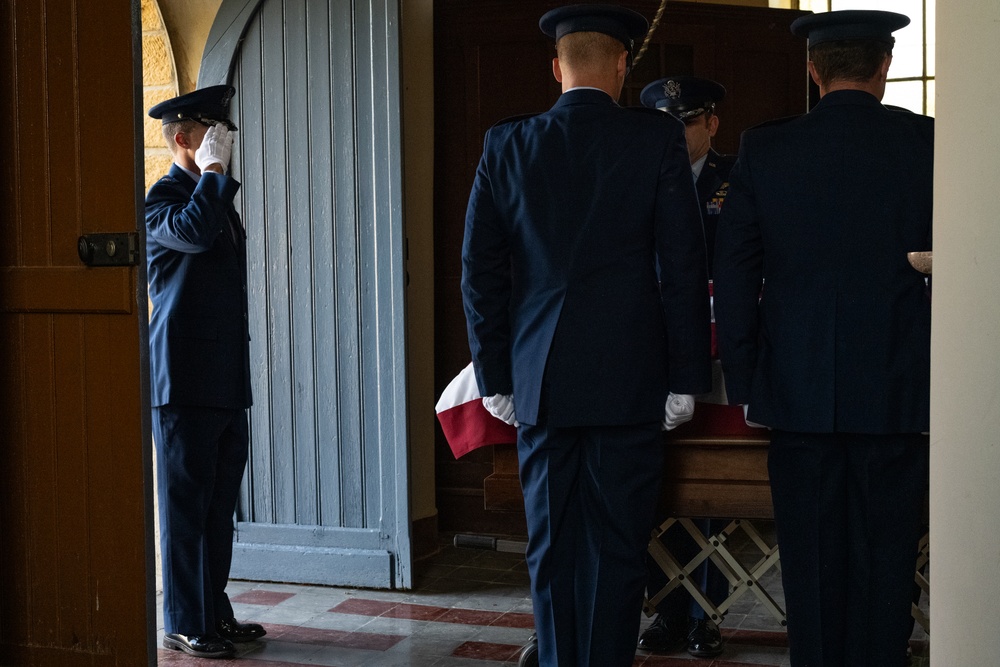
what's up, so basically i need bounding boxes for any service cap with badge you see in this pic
[539,4,649,71]
[790,9,910,48]
[640,75,726,122]
[148,84,238,131]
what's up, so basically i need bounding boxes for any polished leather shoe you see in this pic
[687,618,724,658]
[216,617,267,642]
[638,613,688,652]
[162,633,235,658]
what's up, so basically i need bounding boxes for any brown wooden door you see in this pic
[0,1,154,665]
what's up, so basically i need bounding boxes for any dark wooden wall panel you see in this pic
[433,1,810,536]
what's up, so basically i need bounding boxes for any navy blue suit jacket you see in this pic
[146,164,252,409]
[714,90,933,433]
[462,88,712,427]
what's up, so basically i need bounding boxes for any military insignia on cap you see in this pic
[663,80,682,100]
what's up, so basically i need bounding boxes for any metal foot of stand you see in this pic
[517,635,538,667]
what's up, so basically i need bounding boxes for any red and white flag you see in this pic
[435,362,517,459]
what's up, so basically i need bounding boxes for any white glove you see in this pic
[662,393,695,430]
[194,124,233,174]
[483,393,518,427]
[743,404,768,429]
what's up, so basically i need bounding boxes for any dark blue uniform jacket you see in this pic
[714,90,933,433]
[146,164,252,409]
[462,88,712,427]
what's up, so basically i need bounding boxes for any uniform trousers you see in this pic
[518,421,663,667]
[153,405,249,635]
[767,431,929,667]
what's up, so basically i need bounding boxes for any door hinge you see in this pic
[78,232,139,267]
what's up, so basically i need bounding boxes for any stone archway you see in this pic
[140,0,178,192]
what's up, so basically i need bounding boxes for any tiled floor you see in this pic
[155,528,929,666]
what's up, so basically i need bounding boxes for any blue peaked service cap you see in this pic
[539,4,648,55]
[148,84,238,131]
[790,10,910,48]
[640,76,726,120]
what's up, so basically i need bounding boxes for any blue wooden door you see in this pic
[199,0,411,589]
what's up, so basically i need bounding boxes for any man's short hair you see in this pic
[556,31,624,72]
[809,38,893,86]
[162,119,201,153]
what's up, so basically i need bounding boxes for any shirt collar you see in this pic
[175,163,201,183]
[691,153,708,180]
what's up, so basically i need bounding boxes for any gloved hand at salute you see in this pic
[483,393,518,427]
[195,124,233,174]
[662,392,695,430]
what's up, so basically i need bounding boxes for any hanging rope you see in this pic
[632,0,669,70]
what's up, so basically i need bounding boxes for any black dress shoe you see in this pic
[162,633,235,658]
[638,613,688,652]
[216,617,267,642]
[687,618,724,658]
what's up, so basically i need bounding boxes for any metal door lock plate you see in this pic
[78,232,139,267]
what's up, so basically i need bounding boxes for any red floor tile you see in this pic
[329,597,397,616]
[330,598,452,621]
[329,597,533,628]
[264,622,405,651]
[722,628,788,647]
[634,655,702,666]
[319,596,792,666]
[157,650,295,666]
[382,602,450,621]
[490,610,536,629]
[231,589,296,606]
[437,607,506,626]
[451,640,523,662]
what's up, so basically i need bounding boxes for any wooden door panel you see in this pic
[0,268,134,313]
[0,0,153,664]
[201,0,412,590]
[0,317,150,664]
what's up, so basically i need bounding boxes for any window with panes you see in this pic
[777,0,934,115]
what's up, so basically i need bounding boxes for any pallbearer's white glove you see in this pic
[743,404,768,429]
[662,393,695,430]
[483,393,518,427]
[195,124,233,174]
